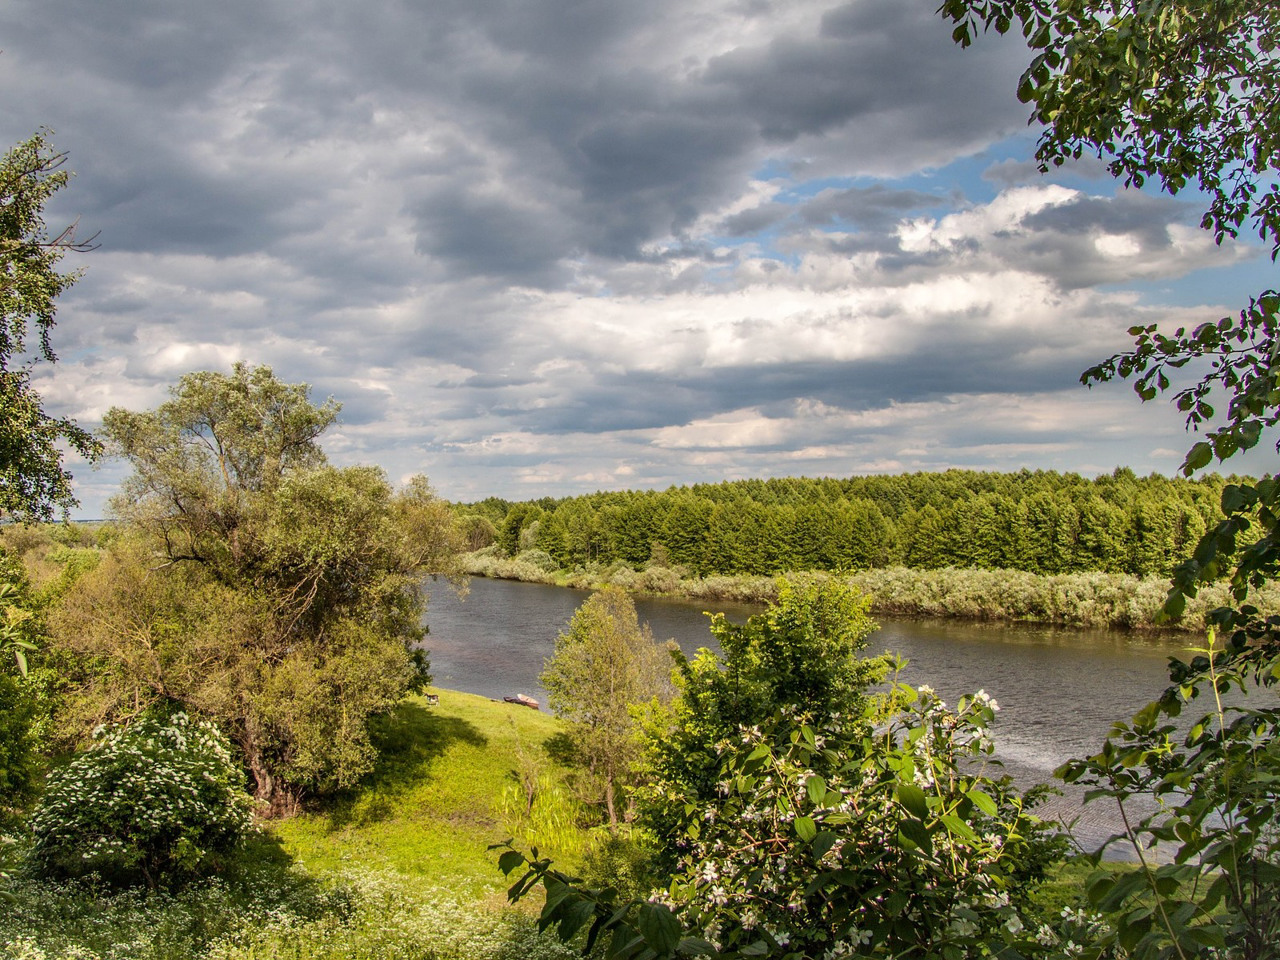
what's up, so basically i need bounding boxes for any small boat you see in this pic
[504,694,540,710]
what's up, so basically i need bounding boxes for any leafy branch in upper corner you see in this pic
[0,132,102,522]
[938,0,1280,625]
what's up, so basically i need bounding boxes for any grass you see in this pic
[273,687,580,898]
[1,689,588,960]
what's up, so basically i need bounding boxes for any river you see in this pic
[421,575,1194,854]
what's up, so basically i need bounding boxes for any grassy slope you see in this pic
[273,687,573,901]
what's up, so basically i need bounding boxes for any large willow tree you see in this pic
[55,364,463,813]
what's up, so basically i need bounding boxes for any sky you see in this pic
[2,0,1273,518]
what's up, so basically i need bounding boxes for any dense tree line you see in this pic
[461,468,1238,579]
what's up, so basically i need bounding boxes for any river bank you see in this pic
[458,549,1275,632]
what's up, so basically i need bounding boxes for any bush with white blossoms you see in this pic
[501,684,1066,960]
[650,684,1062,959]
[29,712,254,886]
[499,579,1068,960]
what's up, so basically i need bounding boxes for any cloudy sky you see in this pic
[3,0,1272,517]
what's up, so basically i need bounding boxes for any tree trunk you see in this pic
[605,771,617,831]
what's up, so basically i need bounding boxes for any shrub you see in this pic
[499,580,1066,959]
[29,712,254,886]
[515,549,559,573]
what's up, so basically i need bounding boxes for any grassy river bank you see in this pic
[459,549,1280,632]
[3,687,1103,960]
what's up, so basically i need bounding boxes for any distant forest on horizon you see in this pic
[453,468,1247,580]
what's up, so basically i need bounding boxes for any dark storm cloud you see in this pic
[3,0,1037,283]
[408,190,574,283]
[704,0,1028,151]
[800,185,940,229]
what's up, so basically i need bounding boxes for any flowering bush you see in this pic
[501,683,1065,959]
[29,712,254,886]
[653,685,1063,959]
[498,579,1067,959]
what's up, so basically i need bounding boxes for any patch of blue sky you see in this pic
[708,137,1047,262]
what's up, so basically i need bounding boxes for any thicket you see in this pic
[458,469,1240,582]
[460,550,1279,631]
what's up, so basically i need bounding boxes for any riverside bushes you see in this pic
[459,552,1279,631]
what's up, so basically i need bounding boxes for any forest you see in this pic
[457,469,1237,579]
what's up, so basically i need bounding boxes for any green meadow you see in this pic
[2,689,591,960]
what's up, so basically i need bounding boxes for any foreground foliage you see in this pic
[946,3,1280,959]
[499,579,1067,959]
[1058,629,1280,960]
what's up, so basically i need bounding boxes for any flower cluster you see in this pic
[662,684,1060,958]
[29,712,255,886]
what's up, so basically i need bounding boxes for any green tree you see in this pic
[0,133,101,522]
[636,577,882,860]
[541,587,673,828]
[56,365,463,812]
[457,512,497,552]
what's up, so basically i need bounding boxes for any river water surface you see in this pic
[422,576,1195,853]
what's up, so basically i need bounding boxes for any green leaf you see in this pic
[498,850,525,876]
[794,815,817,842]
[966,788,998,817]
[898,818,933,855]
[637,903,682,955]
[806,775,827,805]
[812,830,838,860]
[557,899,597,940]
[897,783,929,820]
[1185,441,1213,472]
[939,814,978,843]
